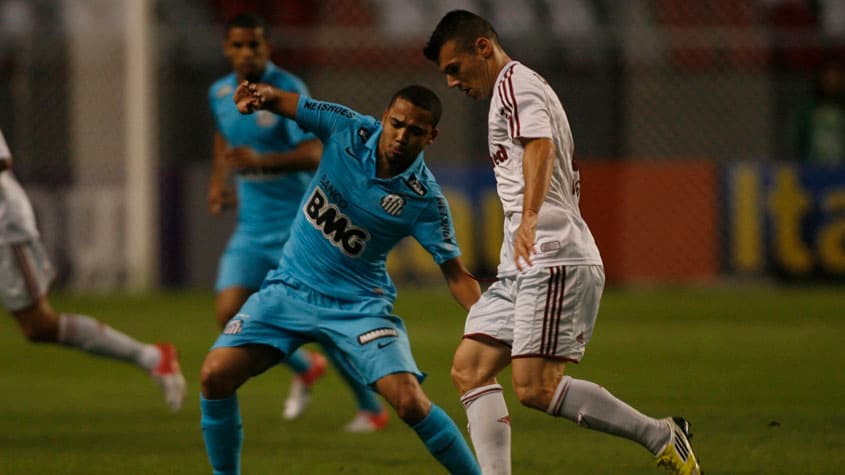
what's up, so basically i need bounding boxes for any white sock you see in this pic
[57,314,160,371]
[460,384,511,474]
[547,376,670,455]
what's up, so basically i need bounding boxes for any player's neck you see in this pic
[491,50,513,79]
[376,152,412,179]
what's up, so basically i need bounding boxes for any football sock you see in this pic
[323,350,382,413]
[411,404,481,475]
[201,394,243,475]
[548,376,670,455]
[284,348,311,374]
[57,314,160,370]
[461,384,511,474]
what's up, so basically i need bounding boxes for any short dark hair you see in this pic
[389,85,443,127]
[225,13,267,36]
[423,10,498,62]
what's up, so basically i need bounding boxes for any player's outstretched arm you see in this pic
[0,157,11,172]
[440,257,481,311]
[233,81,300,119]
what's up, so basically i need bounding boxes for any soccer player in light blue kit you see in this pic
[208,13,386,429]
[199,82,483,474]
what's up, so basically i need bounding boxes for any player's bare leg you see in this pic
[200,344,283,475]
[511,357,699,474]
[12,297,186,412]
[375,373,481,475]
[452,337,513,475]
[215,286,327,420]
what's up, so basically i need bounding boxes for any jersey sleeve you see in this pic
[510,70,553,141]
[285,77,318,143]
[412,194,461,264]
[296,96,359,143]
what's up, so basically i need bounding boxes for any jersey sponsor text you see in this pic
[304,186,370,257]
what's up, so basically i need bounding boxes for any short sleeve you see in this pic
[509,70,553,141]
[296,97,360,143]
[412,195,461,264]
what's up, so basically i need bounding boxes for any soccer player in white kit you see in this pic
[0,128,186,412]
[424,10,700,475]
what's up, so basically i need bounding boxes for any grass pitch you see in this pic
[1,286,843,474]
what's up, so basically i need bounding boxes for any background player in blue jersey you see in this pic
[199,83,483,474]
[207,13,386,430]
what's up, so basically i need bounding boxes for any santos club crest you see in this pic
[380,194,405,216]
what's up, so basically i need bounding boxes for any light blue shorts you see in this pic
[211,274,424,387]
[214,231,284,292]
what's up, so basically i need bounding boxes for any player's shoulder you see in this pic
[506,62,550,91]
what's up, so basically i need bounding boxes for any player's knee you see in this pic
[512,382,552,411]
[16,311,58,343]
[450,363,478,394]
[19,323,55,343]
[386,387,430,423]
[200,359,236,398]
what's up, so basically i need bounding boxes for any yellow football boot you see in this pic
[656,417,701,475]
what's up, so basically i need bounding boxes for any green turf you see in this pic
[1,286,843,474]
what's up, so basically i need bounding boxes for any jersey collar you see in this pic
[494,60,521,88]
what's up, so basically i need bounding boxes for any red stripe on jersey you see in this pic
[497,81,514,138]
[505,66,521,138]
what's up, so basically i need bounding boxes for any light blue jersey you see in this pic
[209,62,316,290]
[213,97,462,385]
[264,96,461,302]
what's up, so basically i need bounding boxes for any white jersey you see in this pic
[0,129,39,245]
[488,61,601,277]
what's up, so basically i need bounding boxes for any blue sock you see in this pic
[201,394,243,475]
[411,404,481,475]
[284,348,311,373]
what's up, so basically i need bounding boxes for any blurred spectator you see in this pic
[793,59,845,164]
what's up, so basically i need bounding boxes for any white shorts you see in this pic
[0,239,55,312]
[464,265,604,362]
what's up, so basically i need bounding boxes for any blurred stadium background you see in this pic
[2,0,845,291]
[2,2,845,474]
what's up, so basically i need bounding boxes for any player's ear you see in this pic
[476,37,492,58]
[428,127,439,144]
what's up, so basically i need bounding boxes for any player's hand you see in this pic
[514,211,538,271]
[224,147,260,169]
[208,184,236,215]
[234,81,275,114]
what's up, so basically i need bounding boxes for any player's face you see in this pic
[379,98,438,164]
[437,38,495,100]
[224,27,270,82]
